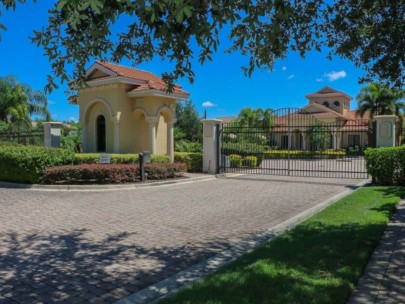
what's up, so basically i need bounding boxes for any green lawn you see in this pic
[161,186,404,304]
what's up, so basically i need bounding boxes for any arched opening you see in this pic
[96,115,106,152]
[322,101,329,107]
[333,101,340,107]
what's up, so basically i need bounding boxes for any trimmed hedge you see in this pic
[0,145,75,184]
[73,153,170,164]
[0,141,21,147]
[263,149,345,159]
[244,155,258,167]
[222,142,267,155]
[229,154,243,167]
[365,146,405,185]
[43,163,187,184]
[174,152,203,172]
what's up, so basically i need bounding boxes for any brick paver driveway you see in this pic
[0,175,365,303]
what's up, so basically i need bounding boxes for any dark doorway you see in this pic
[96,115,106,152]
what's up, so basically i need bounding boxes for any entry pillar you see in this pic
[202,119,223,174]
[374,115,397,147]
[43,122,63,148]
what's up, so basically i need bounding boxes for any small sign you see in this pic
[143,151,151,163]
[99,154,111,164]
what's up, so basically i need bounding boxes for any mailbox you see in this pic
[143,151,151,163]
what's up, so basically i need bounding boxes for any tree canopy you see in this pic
[175,100,202,142]
[0,0,404,91]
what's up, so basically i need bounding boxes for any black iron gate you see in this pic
[220,108,371,179]
[0,120,43,146]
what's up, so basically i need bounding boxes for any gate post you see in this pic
[202,119,223,174]
[43,122,63,148]
[374,115,397,147]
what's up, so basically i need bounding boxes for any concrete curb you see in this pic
[0,175,217,192]
[114,179,370,304]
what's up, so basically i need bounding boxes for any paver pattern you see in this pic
[348,200,405,304]
[0,175,362,303]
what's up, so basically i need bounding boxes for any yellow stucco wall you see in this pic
[78,84,176,154]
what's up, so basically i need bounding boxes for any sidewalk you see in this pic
[348,200,405,304]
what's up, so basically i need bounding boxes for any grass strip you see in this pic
[161,186,404,304]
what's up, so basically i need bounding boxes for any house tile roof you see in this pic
[89,61,189,97]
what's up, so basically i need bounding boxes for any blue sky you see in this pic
[0,2,368,122]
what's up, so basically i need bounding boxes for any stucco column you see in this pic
[374,115,397,147]
[146,116,159,154]
[302,134,306,150]
[111,113,121,153]
[167,120,176,163]
[202,119,223,174]
[332,133,337,149]
[81,123,88,152]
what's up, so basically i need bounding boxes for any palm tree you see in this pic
[237,107,274,128]
[356,83,396,120]
[0,79,29,123]
[357,83,405,145]
[2,75,51,121]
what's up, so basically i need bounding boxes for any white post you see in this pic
[167,122,175,162]
[374,115,397,147]
[43,122,63,148]
[146,116,158,154]
[202,119,223,174]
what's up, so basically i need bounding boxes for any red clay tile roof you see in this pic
[89,61,189,96]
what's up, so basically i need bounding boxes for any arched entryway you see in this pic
[96,115,106,152]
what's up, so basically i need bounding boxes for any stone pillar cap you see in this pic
[201,119,223,124]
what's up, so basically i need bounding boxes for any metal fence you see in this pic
[220,108,372,179]
[0,121,44,146]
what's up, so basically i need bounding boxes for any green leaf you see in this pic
[56,0,68,11]
[183,6,192,18]
[175,9,184,23]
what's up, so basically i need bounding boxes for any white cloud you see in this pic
[202,101,216,107]
[326,70,347,82]
[315,78,324,82]
[69,116,78,122]
[287,74,295,80]
[282,66,287,71]
[52,114,58,118]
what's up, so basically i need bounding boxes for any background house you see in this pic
[270,86,370,150]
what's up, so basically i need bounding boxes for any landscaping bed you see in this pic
[43,163,186,184]
[161,186,404,304]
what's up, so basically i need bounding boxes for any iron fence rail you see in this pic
[220,108,371,179]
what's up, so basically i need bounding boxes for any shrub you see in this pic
[244,155,258,167]
[222,142,267,155]
[174,152,203,172]
[43,162,187,184]
[0,145,75,184]
[365,146,405,185]
[144,163,187,180]
[263,150,345,159]
[175,140,202,153]
[229,154,243,167]
[0,141,21,147]
[73,153,170,165]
